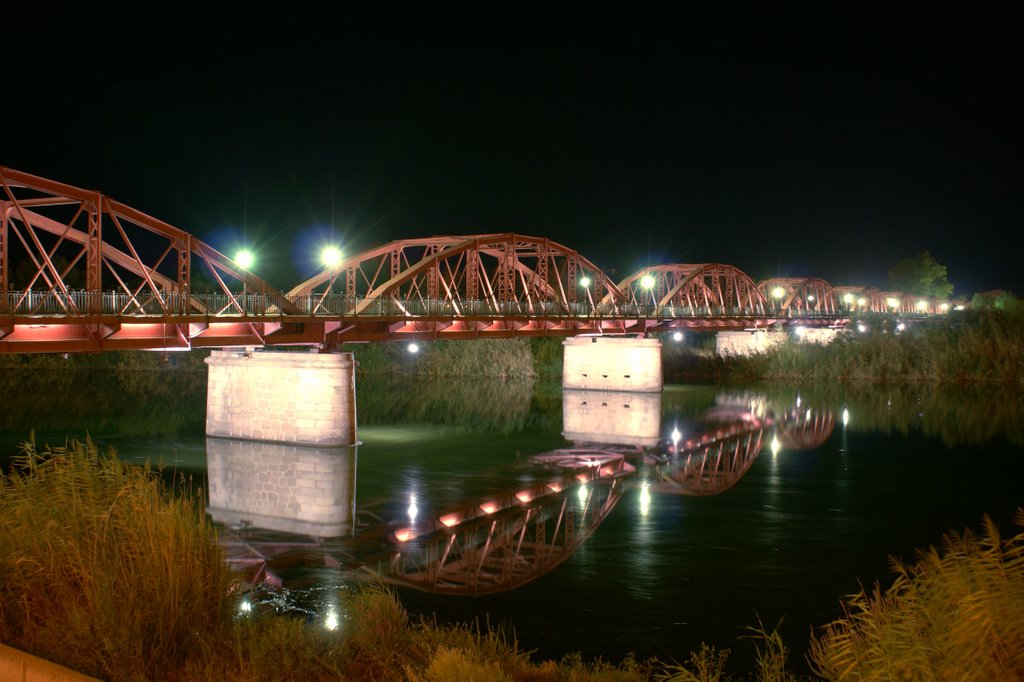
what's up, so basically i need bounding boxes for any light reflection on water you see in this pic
[2,372,1024,671]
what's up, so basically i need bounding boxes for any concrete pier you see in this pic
[205,350,357,446]
[715,330,787,356]
[562,336,662,392]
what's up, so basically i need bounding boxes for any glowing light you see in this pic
[321,246,343,269]
[407,495,418,522]
[640,274,656,289]
[916,300,928,311]
[805,408,811,421]
[577,484,589,505]
[954,304,965,311]
[672,331,683,342]
[939,303,950,312]
[856,323,867,333]
[842,293,855,304]
[639,483,651,517]
[235,249,254,269]
[579,276,591,287]
[439,513,462,527]
[546,482,563,493]
[857,297,867,307]
[842,407,849,427]
[794,326,807,338]
[770,435,781,456]
[239,599,252,614]
[796,395,802,409]
[515,490,534,503]
[394,528,415,542]
[479,501,499,514]
[886,297,900,309]
[896,322,906,331]
[771,286,786,300]
[807,294,815,301]
[671,426,681,450]
[325,610,339,631]
[408,343,419,354]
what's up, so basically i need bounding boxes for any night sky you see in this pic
[3,6,1021,296]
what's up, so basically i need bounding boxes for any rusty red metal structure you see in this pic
[372,449,632,595]
[1,166,947,353]
[759,277,839,314]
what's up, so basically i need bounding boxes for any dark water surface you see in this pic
[2,367,1023,673]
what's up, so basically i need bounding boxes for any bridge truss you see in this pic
[1,166,945,353]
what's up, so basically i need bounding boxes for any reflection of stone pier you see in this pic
[206,437,357,537]
[562,388,662,448]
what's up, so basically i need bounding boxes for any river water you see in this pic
[2,366,1023,673]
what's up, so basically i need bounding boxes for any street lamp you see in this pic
[235,249,254,270]
[579,276,591,288]
[321,246,342,292]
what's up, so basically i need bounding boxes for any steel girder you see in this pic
[758,277,840,314]
[605,263,767,315]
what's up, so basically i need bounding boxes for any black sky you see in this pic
[3,5,1021,295]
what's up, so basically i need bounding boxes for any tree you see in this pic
[887,251,954,298]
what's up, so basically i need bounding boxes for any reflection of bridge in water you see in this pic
[215,392,836,597]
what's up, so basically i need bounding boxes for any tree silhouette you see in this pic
[887,251,953,298]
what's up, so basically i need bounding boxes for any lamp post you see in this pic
[235,249,254,313]
[321,246,342,312]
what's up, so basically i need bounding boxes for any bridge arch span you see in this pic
[287,233,623,318]
[759,277,838,314]
[607,263,766,314]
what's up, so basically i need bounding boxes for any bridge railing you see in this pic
[0,290,934,321]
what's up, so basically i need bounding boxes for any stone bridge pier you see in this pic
[562,336,663,392]
[205,350,357,446]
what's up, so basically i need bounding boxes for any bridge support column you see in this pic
[562,336,662,392]
[205,350,357,446]
[716,330,787,356]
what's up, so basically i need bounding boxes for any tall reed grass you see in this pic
[0,438,230,681]
[808,511,1024,680]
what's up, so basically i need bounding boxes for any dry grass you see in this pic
[808,510,1024,680]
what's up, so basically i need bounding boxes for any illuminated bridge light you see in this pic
[772,286,786,299]
[886,297,901,309]
[640,274,656,289]
[579,276,591,287]
[916,300,928,311]
[939,302,951,312]
[235,249,254,269]
[843,293,855,304]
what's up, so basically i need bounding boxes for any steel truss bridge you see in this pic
[1,166,945,353]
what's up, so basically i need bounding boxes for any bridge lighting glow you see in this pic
[407,494,418,522]
[806,294,815,301]
[671,426,681,450]
[235,249,254,269]
[770,435,781,457]
[325,609,340,631]
[939,302,951,312]
[672,331,683,342]
[805,408,812,421]
[857,323,867,333]
[857,297,867,307]
[896,322,906,332]
[577,484,589,505]
[320,246,343,269]
[640,274,656,289]
[408,342,419,354]
[842,293,855,305]
[639,483,651,517]
[955,304,965,311]
[842,407,849,428]
[579,276,591,287]
[916,300,928,311]
[886,297,900,309]
[794,326,807,338]
[771,286,786,299]
[238,599,252,614]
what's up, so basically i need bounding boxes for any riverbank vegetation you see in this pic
[672,307,1024,385]
[2,440,1022,680]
